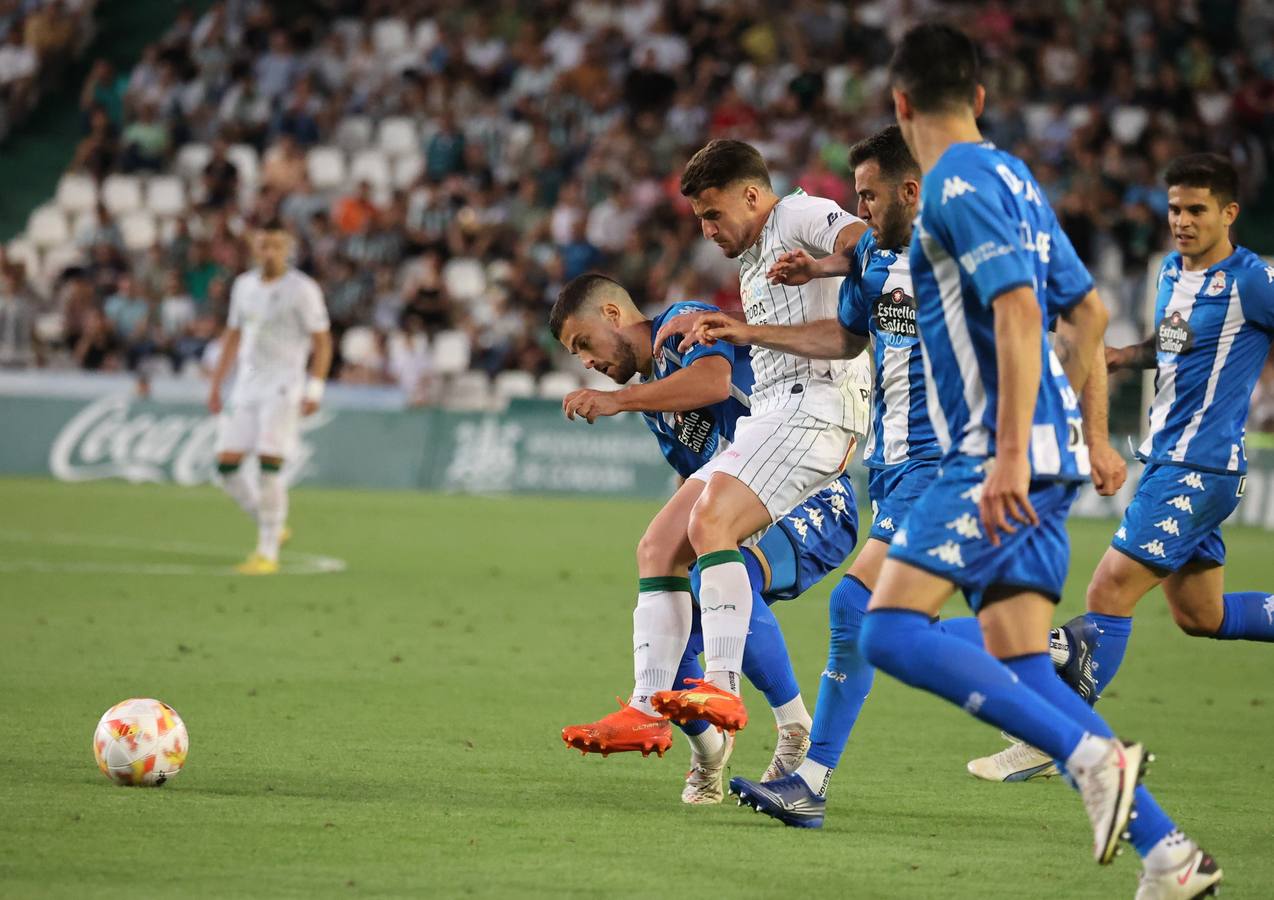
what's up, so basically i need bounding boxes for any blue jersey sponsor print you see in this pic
[1137,247,1274,475]
[909,142,1094,483]
[838,230,940,469]
[642,301,754,479]
[759,474,859,601]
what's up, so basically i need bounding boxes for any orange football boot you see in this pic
[651,678,748,733]
[561,699,673,757]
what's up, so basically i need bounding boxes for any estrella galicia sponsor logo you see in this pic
[674,409,715,454]
[1157,310,1194,354]
[873,287,918,338]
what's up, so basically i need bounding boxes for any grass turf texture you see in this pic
[0,476,1270,899]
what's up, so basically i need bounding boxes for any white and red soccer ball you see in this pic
[93,698,189,786]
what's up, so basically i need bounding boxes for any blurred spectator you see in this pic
[0,26,36,114]
[120,103,170,172]
[0,270,40,368]
[103,274,154,369]
[201,137,240,208]
[332,181,376,236]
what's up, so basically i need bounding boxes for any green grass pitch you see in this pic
[0,476,1270,898]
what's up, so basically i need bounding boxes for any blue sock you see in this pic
[1085,613,1133,695]
[1003,654,1175,857]
[1216,592,1274,641]
[674,604,710,737]
[936,615,985,648]
[859,609,1087,761]
[806,575,876,769]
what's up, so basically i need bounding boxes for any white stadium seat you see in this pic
[392,153,424,189]
[175,142,212,181]
[444,370,492,411]
[42,244,86,287]
[228,144,260,186]
[335,116,373,153]
[332,18,364,46]
[27,205,70,249]
[493,370,536,402]
[349,148,392,191]
[101,175,143,215]
[372,18,410,56]
[537,371,579,400]
[145,175,187,217]
[431,329,472,375]
[377,117,419,157]
[340,325,382,368]
[413,19,440,51]
[582,367,620,390]
[5,238,40,277]
[70,209,98,241]
[306,145,347,191]
[119,210,158,251]
[55,174,98,214]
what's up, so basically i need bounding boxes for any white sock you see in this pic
[795,758,833,796]
[772,695,812,731]
[685,727,726,761]
[631,579,693,716]
[699,554,752,694]
[256,469,288,563]
[219,465,259,519]
[1145,830,1194,871]
[1064,732,1108,773]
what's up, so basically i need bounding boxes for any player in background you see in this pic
[643,141,867,737]
[972,154,1274,807]
[851,24,1219,896]
[207,221,332,575]
[551,274,861,803]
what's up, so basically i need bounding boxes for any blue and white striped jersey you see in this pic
[910,142,1093,483]
[1137,246,1274,474]
[642,301,754,479]
[838,230,941,468]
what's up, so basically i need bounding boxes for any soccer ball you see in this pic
[93,698,189,786]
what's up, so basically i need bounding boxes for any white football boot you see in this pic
[967,731,1060,782]
[1135,844,1222,899]
[762,723,810,782]
[681,730,735,805]
[1069,737,1145,864]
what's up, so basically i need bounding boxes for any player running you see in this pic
[851,24,1218,896]
[971,155,1274,801]
[552,274,862,804]
[207,220,332,575]
[644,140,868,735]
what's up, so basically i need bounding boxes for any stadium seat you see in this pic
[175,142,212,181]
[145,175,187,217]
[34,311,64,344]
[494,370,536,403]
[349,148,392,192]
[335,116,373,153]
[54,173,98,214]
[1110,106,1149,145]
[442,257,486,301]
[27,205,70,249]
[377,117,418,157]
[41,244,85,287]
[413,19,440,51]
[537,371,579,400]
[372,18,410,56]
[101,175,143,215]
[228,144,260,186]
[340,325,382,368]
[582,368,619,390]
[392,153,424,189]
[70,209,98,240]
[119,210,158,251]
[5,238,40,278]
[332,18,364,45]
[443,370,493,411]
[306,145,347,191]
[431,329,472,375]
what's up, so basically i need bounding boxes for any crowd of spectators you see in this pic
[1,0,1273,416]
[0,0,96,142]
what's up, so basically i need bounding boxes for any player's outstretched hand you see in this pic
[767,249,816,286]
[685,312,750,350]
[563,388,622,424]
[979,454,1038,548]
[1088,441,1127,497]
[301,399,320,417]
[208,386,222,414]
[653,311,712,351]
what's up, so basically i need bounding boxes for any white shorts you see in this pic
[215,383,301,458]
[688,408,855,523]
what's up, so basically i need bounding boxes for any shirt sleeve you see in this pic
[659,303,732,366]
[837,273,869,336]
[932,167,1036,309]
[226,277,245,329]
[299,276,331,333]
[788,196,862,257]
[1238,263,1274,332]
[1043,219,1094,315]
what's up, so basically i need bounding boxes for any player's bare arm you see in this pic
[563,355,731,424]
[1106,335,1157,371]
[683,310,867,360]
[766,219,867,286]
[207,328,241,414]
[653,309,745,350]
[1055,289,1123,496]
[303,330,334,416]
[982,286,1043,546]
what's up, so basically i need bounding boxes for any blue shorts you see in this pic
[1112,463,1245,573]
[887,455,1081,613]
[757,473,860,601]
[867,458,940,543]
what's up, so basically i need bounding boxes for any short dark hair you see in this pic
[1164,153,1239,207]
[888,23,981,114]
[848,126,920,182]
[680,140,771,197]
[549,273,626,339]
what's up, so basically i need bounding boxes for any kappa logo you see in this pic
[1206,270,1228,296]
[1163,264,1179,284]
[945,512,982,540]
[1140,539,1167,559]
[1264,595,1274,625]
[1178,472,1205,491]
[1115,526,1127,541]
[963,691,986,714]
[927,540,966,568]
[876,516,895,532]
[1265,266,1274,284]
[960,482,985,505]
[828,493,848,519]
[941,176,977,204]
[1155,517,1181,537]
[822,669,848,683]
[804,506,825,531]
[788,516,809,542]
[894,528,908,547]
[829,479,848,496]
[1166,495,1194,514]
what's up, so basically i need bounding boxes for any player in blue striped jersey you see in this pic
[1082,153,1274,701]
[851,25,1218,893]
[550,275,860,804]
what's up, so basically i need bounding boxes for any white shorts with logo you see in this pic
[215,380,301,458]
[688,408,856,523]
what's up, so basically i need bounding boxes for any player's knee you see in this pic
[1168,601,1221,637]
[636,527,687,574]
[1085,565,1136,615]
[686,502,730,552]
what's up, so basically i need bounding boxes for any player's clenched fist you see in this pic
[1088,440,1127,497]
[978,454,1038,547]
[563,388,622,423]
[767,248,817,286]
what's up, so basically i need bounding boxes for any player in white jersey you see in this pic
[631,140,867,733]
[207,221,332,575]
